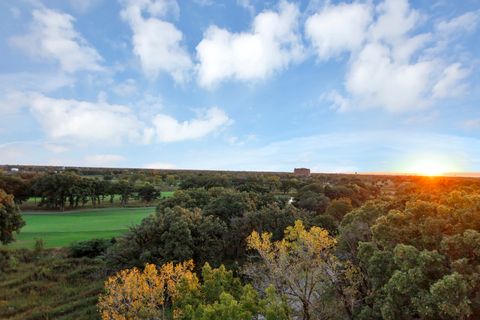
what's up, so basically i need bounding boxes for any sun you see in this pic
[406,158,457,176]
[411,163,447,176]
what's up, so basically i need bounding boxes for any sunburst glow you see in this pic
[405,158,458,176]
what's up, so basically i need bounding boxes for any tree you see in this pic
[116,180,134,206]
[294,191,330,215]
[203,190,255,222]
[174,263,289,320]
[246,220,359,320]
[98,260,198,320]
[354,194,480,319]
[0,173,30,204]
[0,189,25,244]
[106,206,227,269]
[325,198,353,223]
[138,183,160,203]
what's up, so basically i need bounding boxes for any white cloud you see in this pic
[112,78,137,96]
[27,94,143,144]
[152,107,230,142]
[196,1,304,88]
[120,0,192,82]
[308,0,475,112]
[6,92,230,145]
[437,10,480,36]
[325,90,350,112]
[305,2,372,60]
[10,8,102,73]
[84,154,126,166]
[0,91,33,116]
[432,63,470,98]
[369,0,421,43]
[346,42,434,112]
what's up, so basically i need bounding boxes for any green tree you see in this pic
[325,198,353,223]
[137,183,160,203]
[106,206,227,269]
[0,189,25,244]
[174,263,289,320]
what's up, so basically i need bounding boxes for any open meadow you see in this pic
[6,207,155,249]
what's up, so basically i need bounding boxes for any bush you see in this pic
[69,238,114,258]
[0,249,11,272]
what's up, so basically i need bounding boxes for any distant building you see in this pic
[293,168,311,177]
[10,167,19,172]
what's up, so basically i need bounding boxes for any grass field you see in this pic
[21,191,174,209]
[5,207,155,249]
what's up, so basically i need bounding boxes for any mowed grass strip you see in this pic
[6,207,155,249]
[22,191,173,208]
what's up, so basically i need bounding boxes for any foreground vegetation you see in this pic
[0,250,105,320]
[1,166,480,319]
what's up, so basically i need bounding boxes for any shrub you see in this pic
[69,238,114,258]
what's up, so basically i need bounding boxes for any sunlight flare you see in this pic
[406,158,458,176]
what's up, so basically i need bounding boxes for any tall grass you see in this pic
[0,250,105,320]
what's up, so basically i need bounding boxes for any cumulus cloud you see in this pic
[6,92,230,145]
[10,8,102,73]
[152,107,231,142]
[196,1,304,88]
[306,0,476,112]
[305,2,372,60]
[346,43,434,112]
[27,94,144,144]
[120,0,192,82]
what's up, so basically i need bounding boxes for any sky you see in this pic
[0,0,479,173]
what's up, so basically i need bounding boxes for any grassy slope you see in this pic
[6,207,155,249]
[0,253,105,320]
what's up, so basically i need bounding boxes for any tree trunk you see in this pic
[302,300,311,320]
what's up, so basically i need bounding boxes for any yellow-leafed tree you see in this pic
[246,220,360,320]
[98,260,198,320]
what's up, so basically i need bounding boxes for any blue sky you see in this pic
[0,0,479,173]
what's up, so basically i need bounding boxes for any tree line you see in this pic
[98,176,480,319]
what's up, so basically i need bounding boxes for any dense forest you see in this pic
[1,166,480,319]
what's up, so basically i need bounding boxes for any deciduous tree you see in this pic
[0,189,24,244]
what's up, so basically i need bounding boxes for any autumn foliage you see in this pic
[98,260,197,319]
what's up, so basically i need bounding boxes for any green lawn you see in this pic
[5,207,155,249]
[160,191,174,198]
[22,191,173,208]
